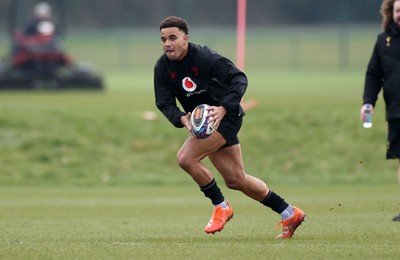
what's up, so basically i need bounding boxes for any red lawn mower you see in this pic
[0,1,103,90]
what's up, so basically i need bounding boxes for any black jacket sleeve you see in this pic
[363,38,383,106]
[203,49,247,116]
[154,63,186,128]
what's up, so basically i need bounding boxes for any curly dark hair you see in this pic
[381,0,400,30]
[159,16,189,35]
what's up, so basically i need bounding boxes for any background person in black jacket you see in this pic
[361,0,400,221]
[154,16,305,238]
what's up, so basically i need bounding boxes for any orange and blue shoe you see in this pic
[276,206,306,239]
[204,202,234,234]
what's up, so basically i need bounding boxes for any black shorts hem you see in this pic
[217,114,243,149]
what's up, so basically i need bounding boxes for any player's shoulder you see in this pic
[154,53,169,70]
[189,43,222,65]
[189,43,215,56]
[156,52,168,63]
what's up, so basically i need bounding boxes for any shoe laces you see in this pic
[275,220,283,230]
[275,218,292,232]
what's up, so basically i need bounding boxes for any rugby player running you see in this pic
[153,16,305,238]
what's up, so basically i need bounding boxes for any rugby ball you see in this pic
[190,104,216,139]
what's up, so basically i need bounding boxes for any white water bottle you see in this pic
[363,104,372,128]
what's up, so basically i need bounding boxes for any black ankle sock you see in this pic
[260,190,288,214]
[200,179,225,205]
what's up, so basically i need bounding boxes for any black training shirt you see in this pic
[154,43,247,128]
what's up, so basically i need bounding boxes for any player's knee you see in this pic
[224,171,249,190]
[176,152,192,171]
[224,177,244,190]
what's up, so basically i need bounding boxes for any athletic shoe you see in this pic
[204,202,233,234]
[393,214,400,221]
[275,206,306,239]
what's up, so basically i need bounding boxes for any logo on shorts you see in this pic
[182,77,197,92]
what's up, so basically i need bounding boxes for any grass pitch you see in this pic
[0,68,394,186]
[0,26,399,259]
[0,185,399,260]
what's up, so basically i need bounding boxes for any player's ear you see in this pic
[183,34,189,42]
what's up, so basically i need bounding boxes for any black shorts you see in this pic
[387,119,400,159]
[217,114,243,148]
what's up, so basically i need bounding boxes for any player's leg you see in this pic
[177,131,233,233]
[209,145,305,238]
[177,131,226,186]
[208,144,268,200]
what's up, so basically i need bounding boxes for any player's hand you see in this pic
[181,113,196,138]
[206,106,226,130]
[360,104,374,122]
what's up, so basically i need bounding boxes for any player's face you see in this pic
[393,1,400,27]
[160,27,188,61]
